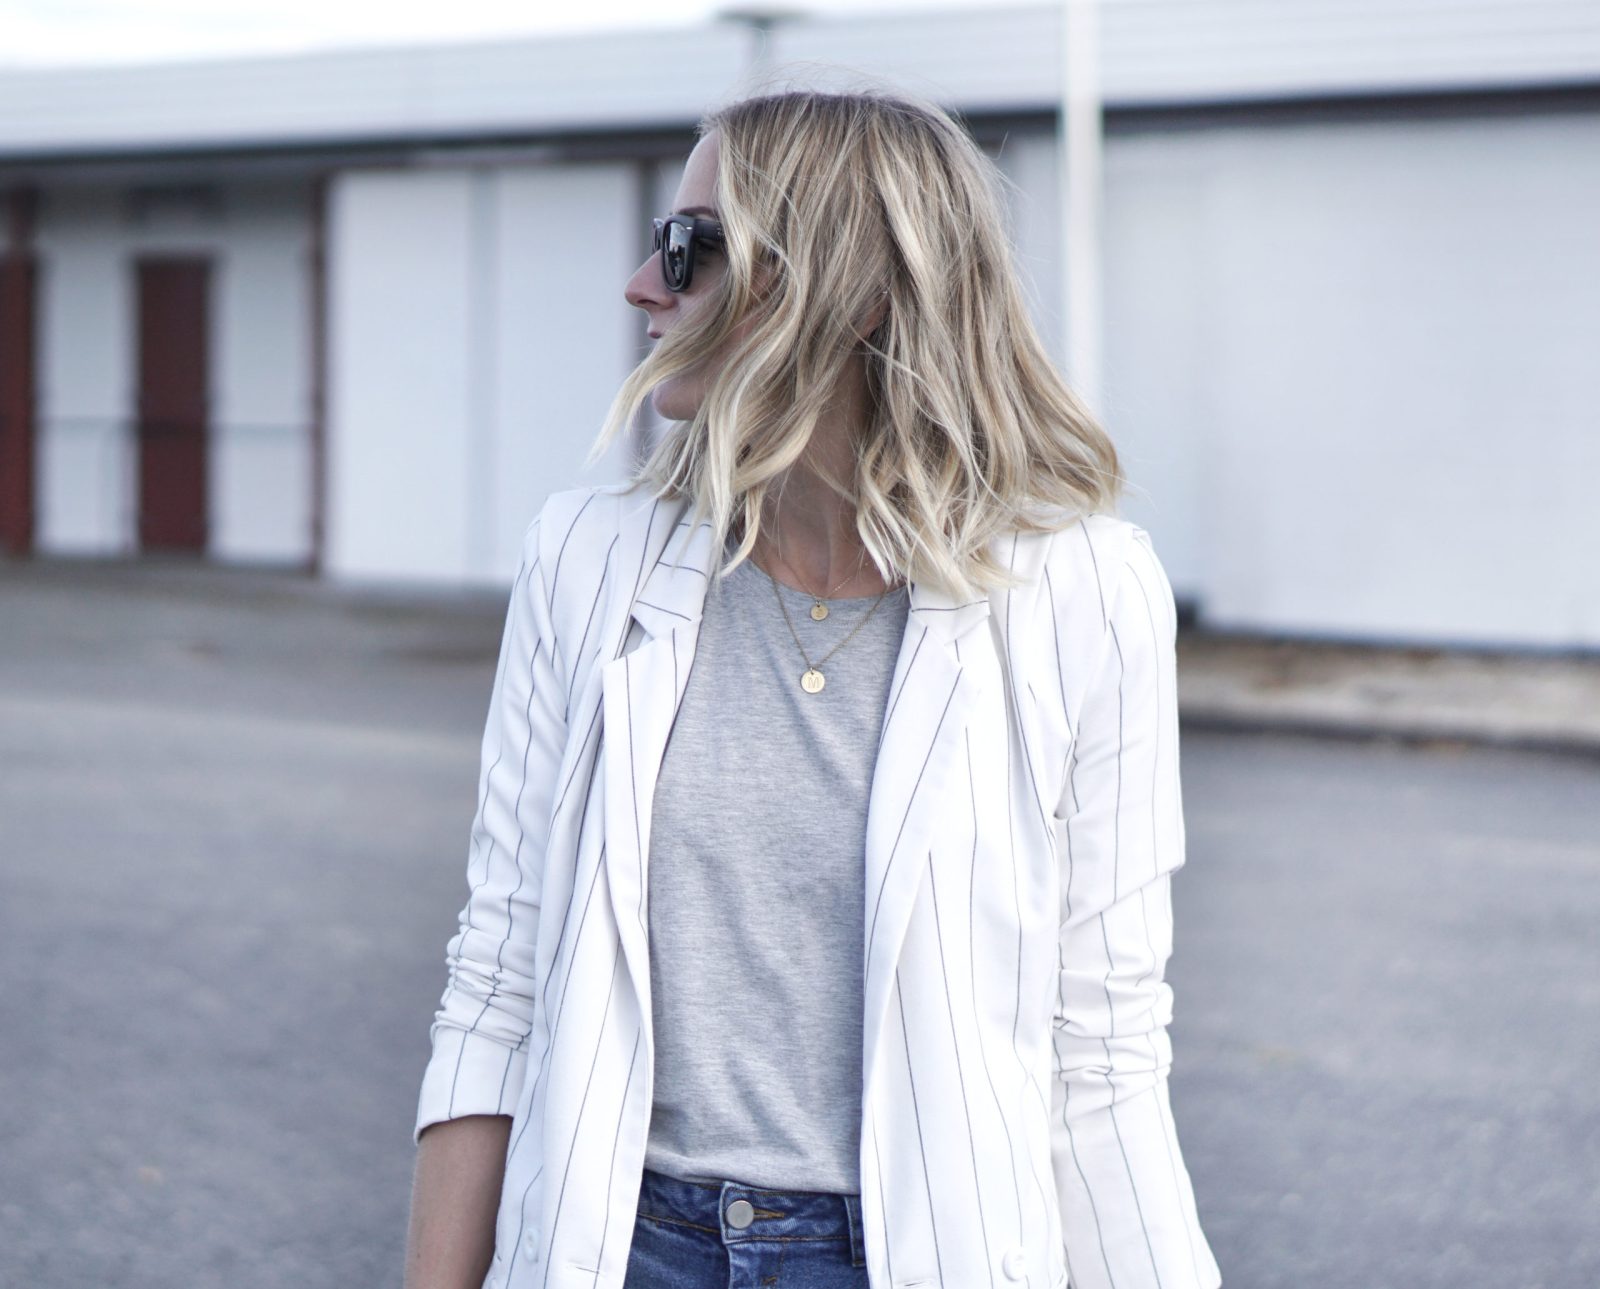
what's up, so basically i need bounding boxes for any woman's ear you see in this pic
[855,293,889,343]
[749,256,780,307]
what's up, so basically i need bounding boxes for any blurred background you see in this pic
[0,2,1596,1287]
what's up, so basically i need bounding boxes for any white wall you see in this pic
[992,129,1214,596]
[325,161,639,587]
[1098,108,1600,649]
[490,164,641,581]
[34,187,127,554]
[24,99,1600,650]
[992,131,1066,369]
[1098,141,1215,598]
[325,169,476,585]
[32,179,314,562]
[211,183,314,564]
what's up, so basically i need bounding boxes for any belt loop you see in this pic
[845,1193,867,1267]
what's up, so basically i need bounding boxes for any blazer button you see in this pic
[1002,1246,1028,1280]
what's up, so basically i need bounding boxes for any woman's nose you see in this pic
[625,256,667,311]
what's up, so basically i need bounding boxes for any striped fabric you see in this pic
[416,479,1222,1289]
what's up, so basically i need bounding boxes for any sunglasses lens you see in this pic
[664,221,692,289]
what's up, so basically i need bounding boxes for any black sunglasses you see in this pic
[652,215,725,292]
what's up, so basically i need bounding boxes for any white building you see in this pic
[1,1,1597,649]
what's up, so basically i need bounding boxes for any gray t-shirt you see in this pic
[643,534,910,1193]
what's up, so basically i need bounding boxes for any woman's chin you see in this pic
[651,385,700,422]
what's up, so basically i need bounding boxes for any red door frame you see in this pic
[135,255,211,552]
[0,188,38,556]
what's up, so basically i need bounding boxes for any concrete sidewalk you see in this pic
[6,553,1597,757]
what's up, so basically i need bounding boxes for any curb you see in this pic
[1177,708,1600,760]
[1176,631,1600,759]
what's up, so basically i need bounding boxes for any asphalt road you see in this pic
[1,560,1595,1289]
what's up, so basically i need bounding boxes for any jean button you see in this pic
[725,1198,755,1229]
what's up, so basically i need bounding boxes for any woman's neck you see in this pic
[738,364,901,598]
[744,474,899,599]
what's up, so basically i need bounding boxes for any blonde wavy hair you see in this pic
[588,83,1124,598]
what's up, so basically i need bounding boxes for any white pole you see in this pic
[1059,0,1104,418]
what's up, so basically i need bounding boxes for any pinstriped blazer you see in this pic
[415,478,1222,1289]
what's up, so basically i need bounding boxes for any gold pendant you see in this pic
[810,601,828,620]
[800,668,825,693]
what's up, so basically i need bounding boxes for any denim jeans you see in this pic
[622,1165,871,1288]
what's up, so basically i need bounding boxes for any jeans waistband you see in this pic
[636,1166,867,1264]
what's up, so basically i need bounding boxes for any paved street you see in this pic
[1,558,1596,1289]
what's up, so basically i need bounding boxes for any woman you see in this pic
[404,87,1221,1289]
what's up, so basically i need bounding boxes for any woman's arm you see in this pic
[407,505,572,1280]
[414,511,568,1145]
[1048,525,1222,1289]
[404,1115,512,1289]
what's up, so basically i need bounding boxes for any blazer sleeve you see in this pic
[414,511,568,1144]
[1047,525,1222,1289]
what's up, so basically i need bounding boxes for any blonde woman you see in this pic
[404,87,1222,1289]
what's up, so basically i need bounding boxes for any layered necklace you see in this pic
[752,532,900,694]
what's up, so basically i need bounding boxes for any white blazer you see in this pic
[416,480,1222,1289]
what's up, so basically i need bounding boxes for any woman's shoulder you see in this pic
[1028,509,1172,637]
[1033,509,1150,583]
[528,479,631,542]
[520,480,640,582]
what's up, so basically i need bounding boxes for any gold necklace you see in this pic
[762,539,864,621]
[759,557,897,694]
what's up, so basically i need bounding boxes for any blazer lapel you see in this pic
[600,495,719,1066]
[860,567,992,1091]
[597,489,999,1100]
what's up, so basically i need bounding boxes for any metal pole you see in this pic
[1059,0,1104,417]
[715,6,806,83]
